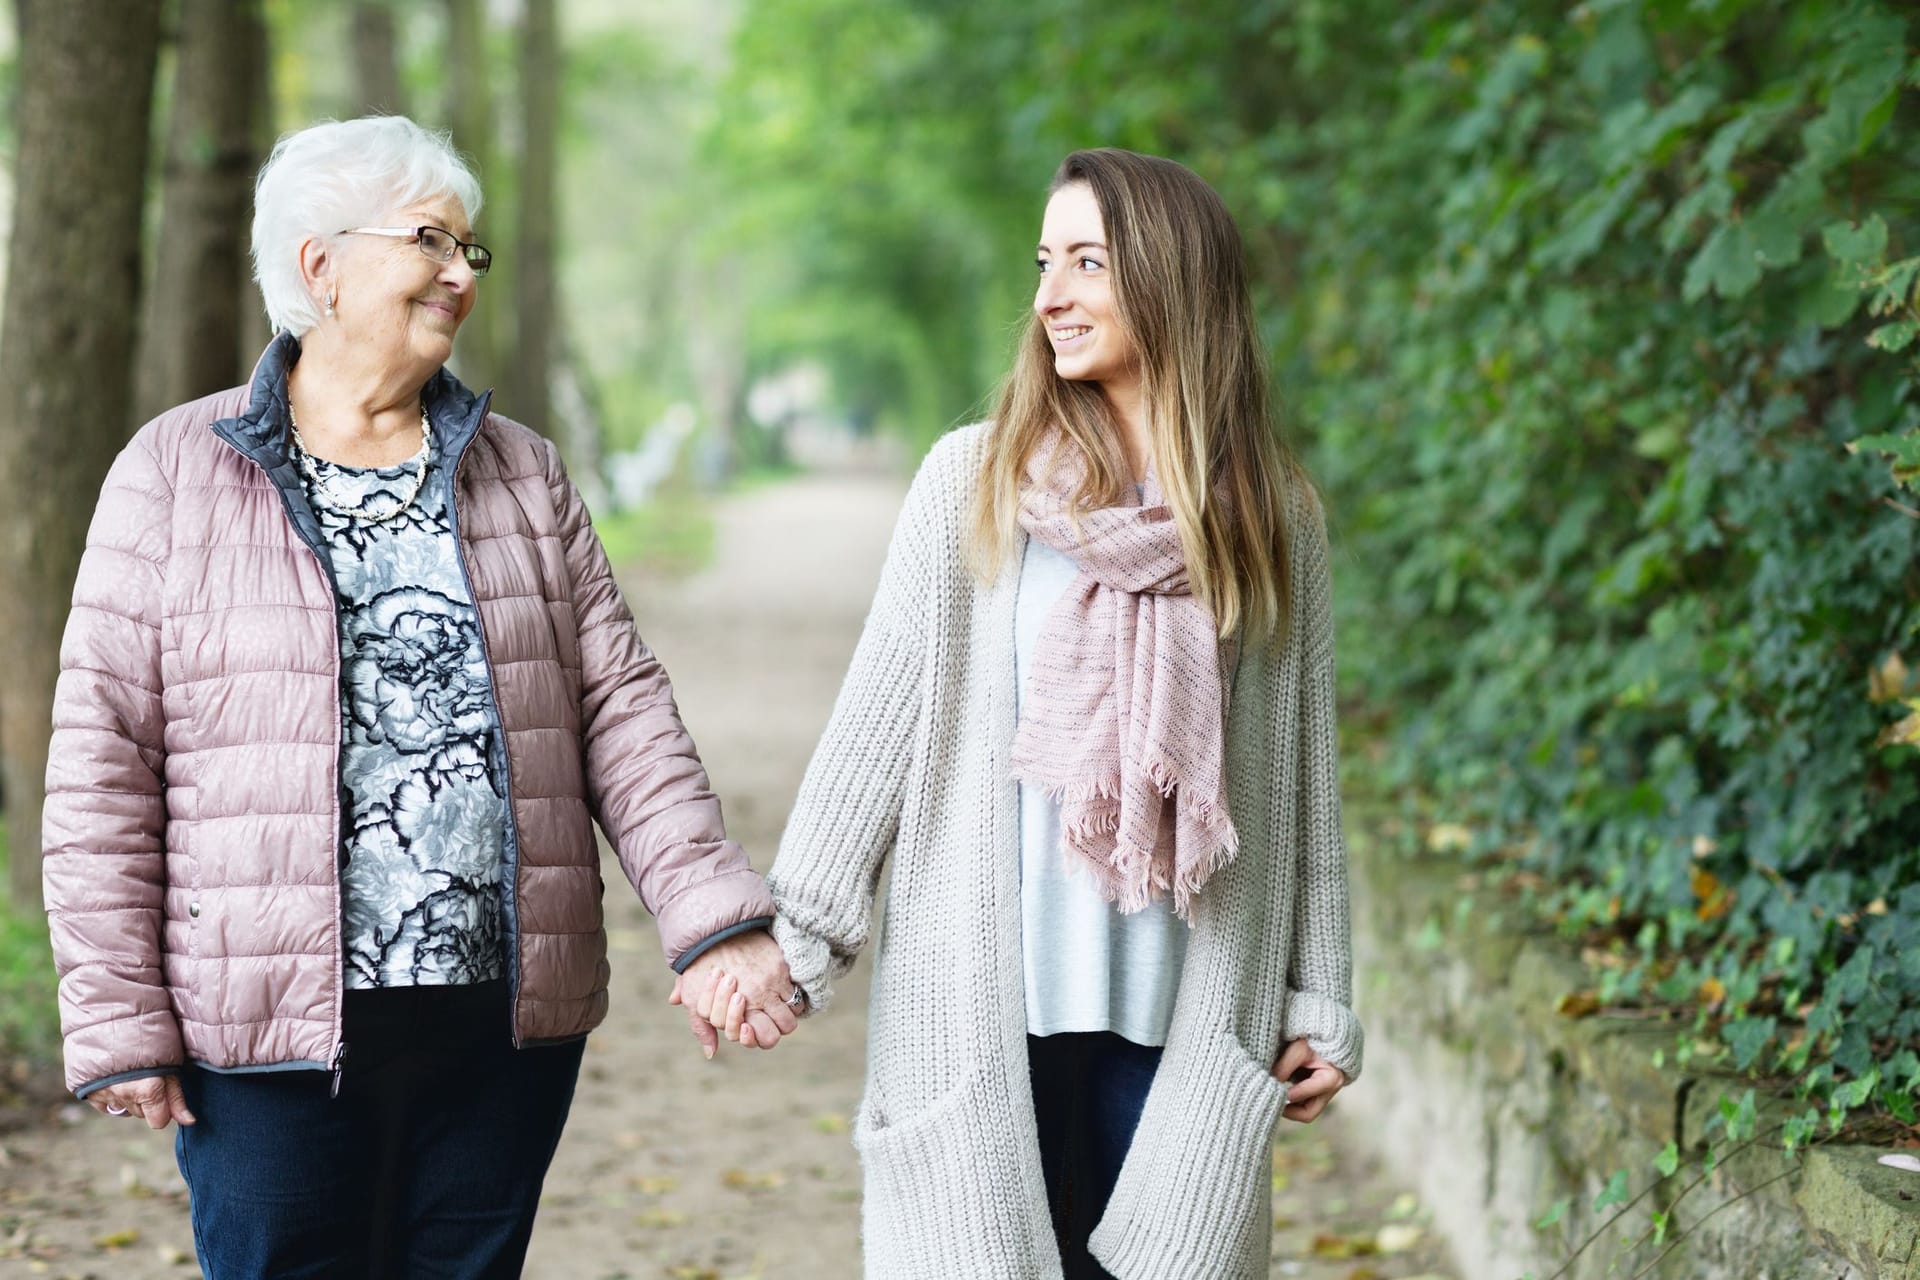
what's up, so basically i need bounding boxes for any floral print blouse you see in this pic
[295,428,508,990]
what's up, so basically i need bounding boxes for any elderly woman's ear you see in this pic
[296,237,336,318]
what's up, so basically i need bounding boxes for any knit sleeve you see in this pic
[1279,487,1364,1081]
[768,433,960,1011]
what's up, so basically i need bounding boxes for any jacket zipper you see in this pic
[328,1041,350,1098]
[218,431,351,1095]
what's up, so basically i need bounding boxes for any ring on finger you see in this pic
[105,1104,128,1116]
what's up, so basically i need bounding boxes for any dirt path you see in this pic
[1,470,1460,1280]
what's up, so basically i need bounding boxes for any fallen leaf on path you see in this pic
[1308,1232,1378,1259]
[157,1242,192,1265]
[94,1228,141,1249]
[666,1268,719,1280]
[1385,1191,1420,1219]
[1376,1221,1424,1253]
[630,1174,678,1194]
[812,1112,848,1134]
[637,1207,688,1228]
[1345,1268,1383,1280]
[720,1168,785,1190]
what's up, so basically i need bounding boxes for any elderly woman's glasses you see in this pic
[340,225,492,277]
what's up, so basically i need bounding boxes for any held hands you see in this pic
[1272,1038,1348,1124]
[668,929,802,1059]
[87,1074,195,1130]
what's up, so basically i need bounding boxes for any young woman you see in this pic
[733,148,1363,1277]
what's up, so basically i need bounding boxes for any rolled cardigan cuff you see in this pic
[74,1065,180,1100]
[771,916,836,1014]
[1281,988,1365,1082]
[669,917,774,974]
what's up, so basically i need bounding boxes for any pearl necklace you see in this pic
[289,402,432,524]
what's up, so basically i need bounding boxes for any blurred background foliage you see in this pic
[0,0,1914,1151]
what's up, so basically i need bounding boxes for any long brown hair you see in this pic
[967,148,1305,642]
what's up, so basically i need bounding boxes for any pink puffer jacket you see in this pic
[44,337,773,1096]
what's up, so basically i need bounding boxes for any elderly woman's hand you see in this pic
[88,1074,196,1131]
[1272,1038,1349,1123]
[668,930,801,1057]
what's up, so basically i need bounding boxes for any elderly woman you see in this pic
[42,115,799,1278]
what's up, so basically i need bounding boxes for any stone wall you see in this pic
[1333,817,1919,1279]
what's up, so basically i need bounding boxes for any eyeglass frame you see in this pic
[338,225,492,277]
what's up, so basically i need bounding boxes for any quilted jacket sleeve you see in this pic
[540,438,774,970]
[43,431,183,1097]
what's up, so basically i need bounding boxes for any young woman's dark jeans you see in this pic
[1027,1030,1164,1279]
[174,979,583,1280]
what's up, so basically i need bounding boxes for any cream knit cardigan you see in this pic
[770,423,1363,1279]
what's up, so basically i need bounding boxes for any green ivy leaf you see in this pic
[1823,215,1889,268]
[1719,1088,1759,1141]
[1867,320,1918,353]
[1654,1141,1680,1177]
[1592,1168,1630,1214]
[1535,1196,1572,1231]
[1684,221,1762,301]
[1725,1015,1778,1070]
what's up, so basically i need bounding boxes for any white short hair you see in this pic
[251,116,484,337]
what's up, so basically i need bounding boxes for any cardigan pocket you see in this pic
[855,1066,1032,1276]
[1093,1030,1290,1277]
[1175,1032,1289,1267]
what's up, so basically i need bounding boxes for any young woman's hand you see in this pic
[1272,1038,1348,1123]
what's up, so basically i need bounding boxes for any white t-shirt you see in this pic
[1015,536,1188,1047]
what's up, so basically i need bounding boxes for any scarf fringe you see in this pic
[1022,759,1241,925]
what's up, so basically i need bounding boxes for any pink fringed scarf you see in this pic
[1008,442,1238,922]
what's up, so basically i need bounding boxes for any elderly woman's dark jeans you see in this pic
[173,979,584,1280]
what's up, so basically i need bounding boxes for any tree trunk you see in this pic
[0,0,164,911]
[688,263,747,487]
[136,0,265,422]
[510,0,558,439]
[553,316,609,513]
[351,0,405,116]
[238,0,275,365]
[445,0,501,392]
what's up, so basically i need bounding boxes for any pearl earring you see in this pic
[325,290,336,318]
